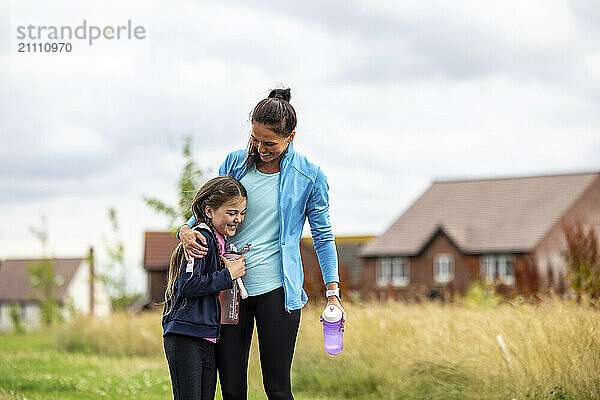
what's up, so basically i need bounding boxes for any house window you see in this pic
[481,255,515,285]
[376,257,409,287]
[434,254,453,283]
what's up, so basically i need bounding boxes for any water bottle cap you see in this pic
[322,305,342,323]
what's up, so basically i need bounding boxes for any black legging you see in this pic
[216,286,301,400]
[164,333,217,400]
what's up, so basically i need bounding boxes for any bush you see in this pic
[9,303,25,334]
[461,281,502,308]
[563,222,600,299]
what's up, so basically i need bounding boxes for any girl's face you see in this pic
[250,124,295,164]
[206,196,247,238]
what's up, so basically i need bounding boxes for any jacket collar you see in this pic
[279,141,295,170]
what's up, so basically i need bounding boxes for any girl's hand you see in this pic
[223,256,246,280]
[180,225,208,262]
[322,296,347,332]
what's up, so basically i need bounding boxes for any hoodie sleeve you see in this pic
[178,233,233,297]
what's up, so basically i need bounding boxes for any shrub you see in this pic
[9,302,25,334]
[563,222,600,299]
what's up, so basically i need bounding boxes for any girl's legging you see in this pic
[216,286,302,400]
[164,333,217,400]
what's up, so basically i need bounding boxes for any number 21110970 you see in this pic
[18,42,72,52]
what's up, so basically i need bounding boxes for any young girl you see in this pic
[162,175,247,400]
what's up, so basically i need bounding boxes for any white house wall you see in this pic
[92,279,111,316]
[0,303,41,331]
[66,261,91,314]
[23,303,40,329]
[0,304,11,331]
[65,261,111,316]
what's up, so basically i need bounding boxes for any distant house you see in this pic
[143,232,180,307]
[0,254,111,331]
[142,232,373,305]
[360,172,600,300]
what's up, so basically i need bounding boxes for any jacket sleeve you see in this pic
[177,215,197,239]
[218,153,230,176]
[306,167,339,284]
[178,234,233,297]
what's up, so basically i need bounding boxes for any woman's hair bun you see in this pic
[268,88,291,102]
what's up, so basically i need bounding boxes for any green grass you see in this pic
[1,299,599,399]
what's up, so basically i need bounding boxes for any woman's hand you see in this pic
[222,256,246,280]
[180,225,208,262]
[320,297,347,332]
[326,296,347,332]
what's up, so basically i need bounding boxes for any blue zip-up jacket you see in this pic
[183,143,339,311]
[163,224,233,339]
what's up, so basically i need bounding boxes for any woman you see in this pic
[179,88,346,400]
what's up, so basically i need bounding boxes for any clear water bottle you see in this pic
[322,305,343,355]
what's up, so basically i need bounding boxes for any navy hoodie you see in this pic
[162,224,233,339]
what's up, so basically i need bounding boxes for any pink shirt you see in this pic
[214,231,226,257]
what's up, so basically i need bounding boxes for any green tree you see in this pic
[28,216,61,326]
[9,302,25,334]
[100,208,143,310]
[144,136,207,232]
[101,208,126,296]
[563,222,600,299]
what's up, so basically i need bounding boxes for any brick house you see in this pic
[143,232,180,307]
[360,172,600,301]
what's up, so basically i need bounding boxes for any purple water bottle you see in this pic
[322,305,343,355]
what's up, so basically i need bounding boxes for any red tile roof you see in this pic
[143,232,180,271]
[362,172,600,256]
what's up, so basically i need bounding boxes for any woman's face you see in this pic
[250,124,295,164]
[206,196,247,238]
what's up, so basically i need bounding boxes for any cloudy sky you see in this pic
[1,0,599,293]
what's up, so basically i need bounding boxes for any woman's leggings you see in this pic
[164,333,217,400]
[216,286,301,400]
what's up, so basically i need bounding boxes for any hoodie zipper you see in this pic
[278,148,291,313]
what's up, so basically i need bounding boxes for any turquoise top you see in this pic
[182,142,339,311]
[229,166,282,296]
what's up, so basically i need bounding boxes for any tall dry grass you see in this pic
[295,299,600,399]
[53,299,600,399]
[56,311,163,356]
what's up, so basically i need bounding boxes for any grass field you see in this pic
[1,299,599,399]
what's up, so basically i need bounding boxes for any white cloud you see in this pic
[42,124,112,156]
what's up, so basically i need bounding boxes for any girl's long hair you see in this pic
[163,176,247,316]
